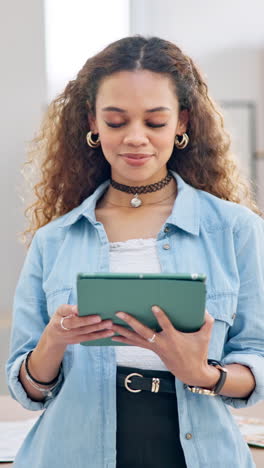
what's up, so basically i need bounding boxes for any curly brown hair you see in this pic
[23,35,261,242]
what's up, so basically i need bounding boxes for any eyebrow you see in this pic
[101,106,171,113]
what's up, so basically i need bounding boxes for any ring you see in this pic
[60,315,73,331]
[147,333,156,343]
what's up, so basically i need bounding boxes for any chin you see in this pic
[112,164,167,185]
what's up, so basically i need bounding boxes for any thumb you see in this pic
[200,310,214,334]
[71,305,79,315]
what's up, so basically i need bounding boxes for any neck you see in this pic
[101,175,177,208]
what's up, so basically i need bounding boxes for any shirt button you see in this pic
[185,433,193,440]
[232,313,236,320]
[163,244,170,250]
[164,226,170,233]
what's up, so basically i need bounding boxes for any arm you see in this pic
[195,361,255,398]
[110,214,264,403]
[5,233,59,410]
[220,214,264,407]
[18,331,66,402]
[111,309,257,398]
[18,309,114,403]
[185,213,264,402]
[6,232,114,408]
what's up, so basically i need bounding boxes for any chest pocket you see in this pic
[206,293,238,360]
[46,288,72,318]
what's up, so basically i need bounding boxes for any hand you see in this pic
[111,307,216,387]
[45,305,114,346]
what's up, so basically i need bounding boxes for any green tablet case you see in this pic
[77,273,206,346]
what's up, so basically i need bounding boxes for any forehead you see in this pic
[95,70,179,109]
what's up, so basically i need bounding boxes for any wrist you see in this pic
[186,360,228,396]
[41,327,67,354]
[196,364,221,390]
[28,332,66,384]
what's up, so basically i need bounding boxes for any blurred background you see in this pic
[1,0,264,394]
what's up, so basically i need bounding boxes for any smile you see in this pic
[119,153,154,159]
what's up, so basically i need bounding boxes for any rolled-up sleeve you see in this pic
[222,214,264,408]
[5,232,64,411]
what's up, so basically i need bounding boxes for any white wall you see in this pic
[45,0,130,101]
[131,0,264,210]
[0,0,130,394]
[3,0,262,317]
[0,0,47,321]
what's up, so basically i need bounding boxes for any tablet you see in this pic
[77,273,206,346]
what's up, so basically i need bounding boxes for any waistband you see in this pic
[117,365,176,394]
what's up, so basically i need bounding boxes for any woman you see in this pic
[6,36,264,467]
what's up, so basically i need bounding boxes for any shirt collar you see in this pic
[59,171,200,236]
[168,172,200,236]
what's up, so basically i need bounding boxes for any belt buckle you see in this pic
[124,372,161,393]
[124,372,143,393]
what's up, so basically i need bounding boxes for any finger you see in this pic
[57,304,98,322]
[70,305,79,315]
[151,305,174,332]
[111,323,158,348]
[59,313,104,330]
[73,320,113,336]
[199,310,214,334]
[57,305,78,317]
[69,329,115,344]
[111,321,152,344]
[111,336,149,348]
[115,312,155,340]
[111,324,145,343]
[111,330,150,348]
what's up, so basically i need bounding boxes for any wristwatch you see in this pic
[186,359,228,396]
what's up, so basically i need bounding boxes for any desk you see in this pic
[0,396,264,466]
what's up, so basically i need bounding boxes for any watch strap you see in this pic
[208,360,227,394]
[186,359,228,396]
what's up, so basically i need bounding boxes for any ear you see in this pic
[176,109,189,134]
[88,113,99,134]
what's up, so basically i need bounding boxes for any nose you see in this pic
[123,124,149,147]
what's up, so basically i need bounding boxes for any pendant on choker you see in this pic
[130,194,142,208]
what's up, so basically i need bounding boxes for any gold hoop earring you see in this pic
[175,133,189,150]
[86,131,100,148]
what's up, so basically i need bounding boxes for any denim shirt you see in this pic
[6,172,264,468]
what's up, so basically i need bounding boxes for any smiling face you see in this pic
[89,70,188,185]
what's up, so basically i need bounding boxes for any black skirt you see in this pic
[116,366,187,468]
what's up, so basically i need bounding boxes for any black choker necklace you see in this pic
[110,172,173,208]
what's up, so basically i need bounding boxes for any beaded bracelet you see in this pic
[25,350,61,386]
[24,365,60,397]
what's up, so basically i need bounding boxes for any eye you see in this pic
[105,121,167,129]
[105,122,124,128]
[147,123,167,128]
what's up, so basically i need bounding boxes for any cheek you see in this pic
[155,130,175,153]
[99,131,120,158]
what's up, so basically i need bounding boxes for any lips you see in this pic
[120,153,153,159]
[119,153,153,166]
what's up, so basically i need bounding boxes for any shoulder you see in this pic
[33,203,86,251]
[196,188,263,235]
[33,180,109,246]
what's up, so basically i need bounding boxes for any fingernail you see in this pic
[152,306,160,314]
[71,305,78,314]
[90,316,102,324]
[105,321,113,328]
[116,312,125,319]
